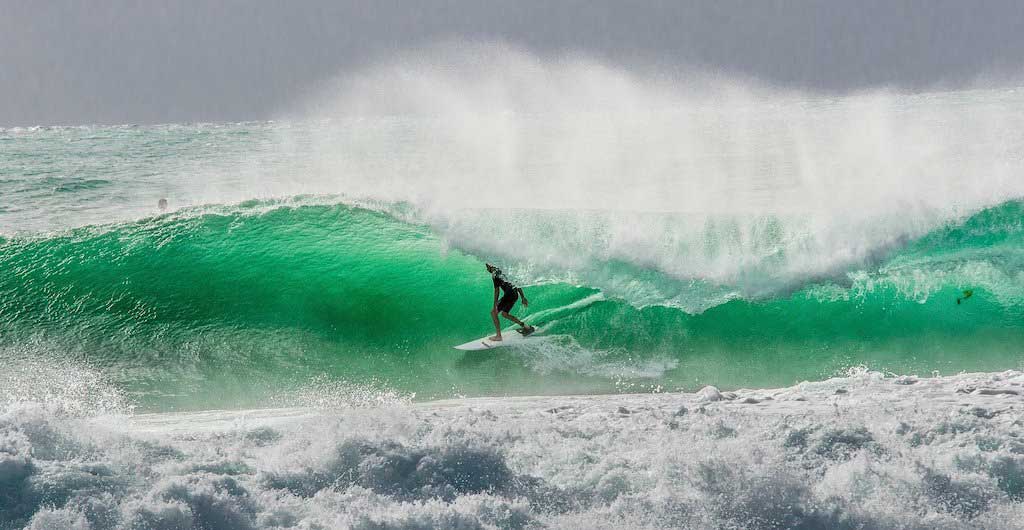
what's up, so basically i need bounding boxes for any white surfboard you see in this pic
[454,328,540,351]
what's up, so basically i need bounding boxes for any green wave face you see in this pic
[2,200,1023,410]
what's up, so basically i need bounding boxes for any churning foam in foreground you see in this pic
[3,369,1024,529]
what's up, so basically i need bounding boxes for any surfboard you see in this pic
[454,328,539,351]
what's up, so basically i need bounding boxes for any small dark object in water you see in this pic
[956,289,974,305]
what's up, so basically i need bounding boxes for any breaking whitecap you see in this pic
[3,369,1024,529]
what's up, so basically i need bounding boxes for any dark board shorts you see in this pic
[496,291,519,313]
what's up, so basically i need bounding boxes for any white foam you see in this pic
[4,370,1023,529]
[0,347,132,417]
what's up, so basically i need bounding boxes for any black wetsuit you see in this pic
[492,269,519,313]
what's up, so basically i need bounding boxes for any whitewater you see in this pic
[2,48,1024,528]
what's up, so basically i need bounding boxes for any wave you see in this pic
[1,198,1023,409]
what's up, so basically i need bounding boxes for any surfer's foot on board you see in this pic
[489,335,503,341]
[518,326,536,336]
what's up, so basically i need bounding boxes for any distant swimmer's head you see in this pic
[157,198,168,211]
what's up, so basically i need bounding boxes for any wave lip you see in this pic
[3,370,1024,529]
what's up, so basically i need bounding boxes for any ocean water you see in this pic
[2,54,1024,528]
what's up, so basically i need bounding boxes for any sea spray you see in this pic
[270,46,1024,298]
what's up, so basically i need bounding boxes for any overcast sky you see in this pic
[3,0,1023,126]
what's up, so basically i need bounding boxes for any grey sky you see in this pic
[2,0,1023,126]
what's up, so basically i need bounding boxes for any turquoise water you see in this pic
[3,89,1024,411]
[2,196,1024,410]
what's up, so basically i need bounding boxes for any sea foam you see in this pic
[3,370,1023,529]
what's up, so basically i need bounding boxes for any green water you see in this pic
[4,106,1024,411]
[2,199,1023,410]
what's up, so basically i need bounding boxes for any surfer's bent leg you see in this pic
[500,299,535,334]
[500,311,527,327]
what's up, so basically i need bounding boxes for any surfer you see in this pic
[486,263,535,341]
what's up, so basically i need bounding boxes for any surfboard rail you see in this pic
[454,327,540,350]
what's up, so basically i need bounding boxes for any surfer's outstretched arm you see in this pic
[518,287,528,308]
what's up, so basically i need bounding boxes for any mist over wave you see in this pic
[266,45,1024,302]
[5,45,1024,302]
